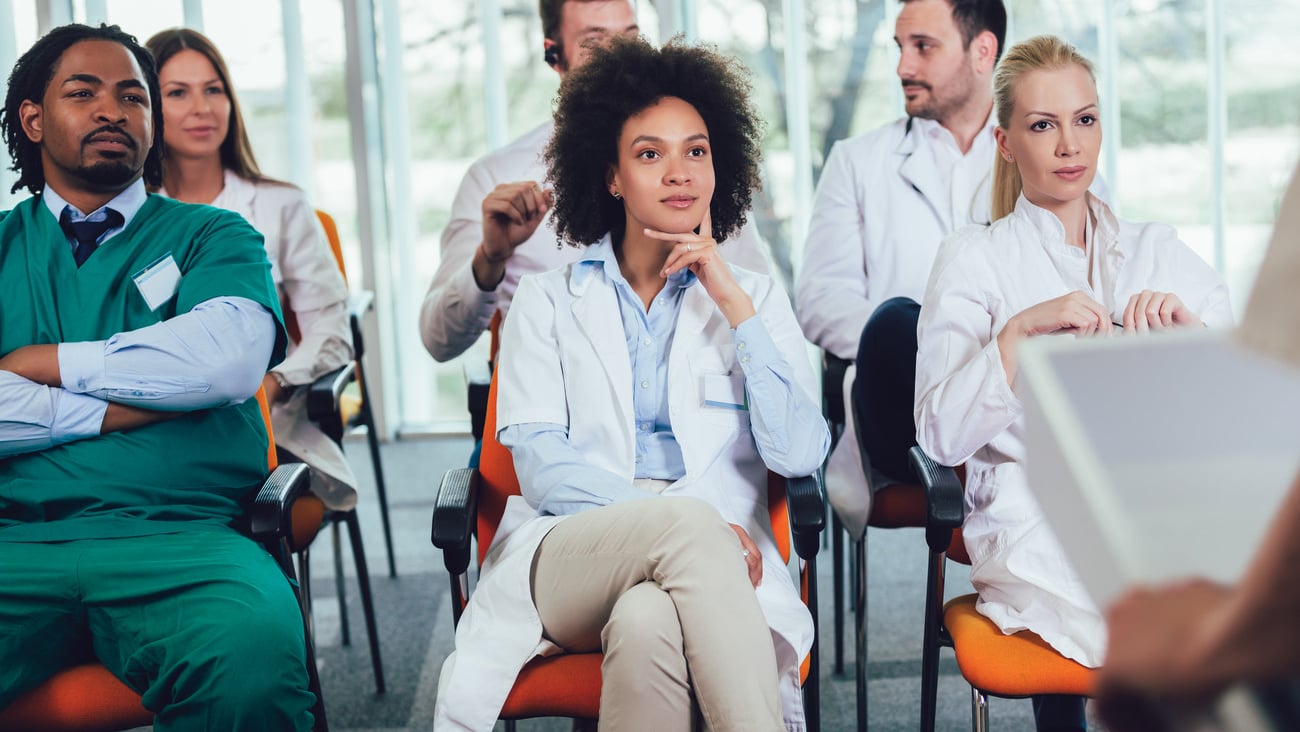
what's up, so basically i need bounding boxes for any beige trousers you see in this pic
[531,494,784,732]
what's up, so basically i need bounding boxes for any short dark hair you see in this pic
[903,0,1007,63]
[2,23,164,196]
[545,36,763,247]
[539,0,565,42]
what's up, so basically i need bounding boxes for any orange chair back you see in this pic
[476,369,521,566]
[488,310,503,366]
[282,210,347,345]
[314,210,349,286]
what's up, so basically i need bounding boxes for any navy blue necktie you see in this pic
[59,207,124,267]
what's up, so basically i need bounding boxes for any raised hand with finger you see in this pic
[473,180,554,289]
[647,205,756,328]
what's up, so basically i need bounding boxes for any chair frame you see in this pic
[909,446,1094,732]
[0,463,330,732]
[431,369,827,730]
[305,359,387,695]
[309,209,396,579]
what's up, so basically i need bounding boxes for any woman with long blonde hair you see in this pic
[914,35,1232,729]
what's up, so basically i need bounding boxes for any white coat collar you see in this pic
[210,169,258,211]
[1011,191,1127,311]
[895,114,997,231]
[565,235,718,454]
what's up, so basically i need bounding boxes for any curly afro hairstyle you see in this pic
[545,35,763,247]
[3,24,164,196]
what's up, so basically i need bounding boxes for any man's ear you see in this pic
[18,99,43,144]
[973,30,998,74]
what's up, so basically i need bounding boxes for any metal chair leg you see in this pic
[355,364,397,578]
[920,548,948,732]
[279,538,330,732]
[804,556,821,732]
[345,510,386,694]
[332,520,350,647]
[855,536,867,732]
[297,547,313,635]
[832,513,845,676]
[971,686,989,732]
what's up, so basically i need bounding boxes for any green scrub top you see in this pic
[0,193,288,541]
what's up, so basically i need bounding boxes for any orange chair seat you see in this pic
[340,393,361,428]
[867,483,926,528]
[501,653,602,720]
[943,594,1094,698]
[0,664,151,732]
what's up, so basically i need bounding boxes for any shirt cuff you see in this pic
[57,340,108,395]
[50,389,109,443]
[731,315,783,373]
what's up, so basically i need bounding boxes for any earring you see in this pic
[611,191,622,200]
[1005,154,1014,162]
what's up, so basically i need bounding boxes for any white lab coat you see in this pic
[796,116,997,537]
[914,193,1233,667]
[419,121,776,362]
[182,171,358,510]
[433,250,822,731]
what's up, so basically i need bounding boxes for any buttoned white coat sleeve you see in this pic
[795,140,872,360]
[269,188,353,386]
[419,161,501,363]
[914,231,1022,467]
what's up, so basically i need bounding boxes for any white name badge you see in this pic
[702,371,747,411]
[132,253,182,311]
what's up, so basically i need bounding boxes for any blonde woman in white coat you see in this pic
[434,38,829,732]
[147,28,357,510]
[914,35,1232,730]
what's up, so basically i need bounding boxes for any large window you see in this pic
[5,0,1295,435]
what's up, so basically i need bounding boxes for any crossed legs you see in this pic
[530,496,785,732]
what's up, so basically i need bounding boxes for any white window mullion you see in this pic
[784,0,812,267]
[1206,0,1227,273]
[478,0,508,150]
[1098,0,1120,210]
[183,0,204,31]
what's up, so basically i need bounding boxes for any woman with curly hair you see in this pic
[435,36,829,732]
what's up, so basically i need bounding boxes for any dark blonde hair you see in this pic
[991,35,1096,220]
[145,27,265,181]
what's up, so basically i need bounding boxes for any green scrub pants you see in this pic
[0,528,315,731]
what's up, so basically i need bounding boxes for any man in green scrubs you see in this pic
[0,24,314,730]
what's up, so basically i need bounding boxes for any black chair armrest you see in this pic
[431,467,479,576]
[908,446,964,553]
[307,362,357,425]
[348,290,375,361]
[248,463,313,543]
[786,473,825,561]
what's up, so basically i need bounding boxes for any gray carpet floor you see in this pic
[304,434,1059,731]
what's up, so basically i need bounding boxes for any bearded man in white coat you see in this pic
[795,0,1008,536]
